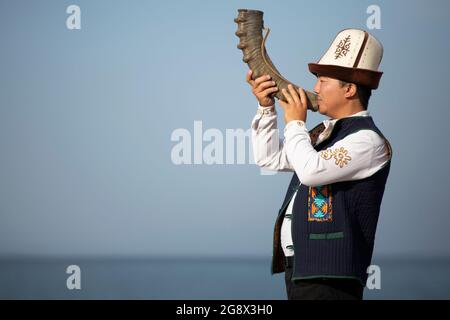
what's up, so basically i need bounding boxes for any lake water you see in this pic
[1,256,449,299]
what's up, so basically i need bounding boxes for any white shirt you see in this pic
[251,104,391,256]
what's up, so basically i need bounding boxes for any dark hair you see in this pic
[339,81,372,110]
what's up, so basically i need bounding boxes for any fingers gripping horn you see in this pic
[234,9,319,112]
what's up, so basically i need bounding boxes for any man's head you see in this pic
[308,29,382,118]
[313,75,372,118]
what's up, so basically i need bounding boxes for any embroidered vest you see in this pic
[271,116,392,284]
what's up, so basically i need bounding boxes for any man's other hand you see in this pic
[246,69,278,107]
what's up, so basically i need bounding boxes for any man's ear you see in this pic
[344,83,358,99]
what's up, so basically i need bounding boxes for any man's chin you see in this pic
[317,104,325,115]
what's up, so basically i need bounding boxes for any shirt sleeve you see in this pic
[283,119,391,187]
[251,104,294,172]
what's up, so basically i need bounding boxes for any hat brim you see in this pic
[308,63,383,89]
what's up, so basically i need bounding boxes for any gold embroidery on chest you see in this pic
[320,147,352,168]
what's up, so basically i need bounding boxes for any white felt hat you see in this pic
[308,29,384,89]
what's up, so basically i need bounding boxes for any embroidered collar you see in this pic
[315,110,371,146]
[322,110,370,132]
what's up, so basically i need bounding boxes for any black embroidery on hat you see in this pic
[335,35,351,59]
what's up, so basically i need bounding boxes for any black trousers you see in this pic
[284,261,364,300]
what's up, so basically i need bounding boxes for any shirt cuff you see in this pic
[284,120,307,135]
[257,104,276,115]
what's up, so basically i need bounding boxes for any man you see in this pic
[247,29,392,300]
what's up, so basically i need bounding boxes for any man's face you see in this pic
[313,76,347,117]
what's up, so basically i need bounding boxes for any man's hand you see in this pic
[279,84,308,124]
[246,69,278,107]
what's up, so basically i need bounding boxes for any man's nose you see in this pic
[313,80,320,94]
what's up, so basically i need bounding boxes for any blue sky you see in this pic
[0,0,449,258]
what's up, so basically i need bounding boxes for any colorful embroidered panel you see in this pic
[308,185,333,222]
